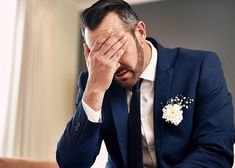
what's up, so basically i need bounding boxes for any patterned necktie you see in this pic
[128,79,143,168]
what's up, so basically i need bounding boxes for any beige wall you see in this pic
[53,0,79,137]
[48,0,79,160]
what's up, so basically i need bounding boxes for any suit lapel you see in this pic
[154,68,173,164]
[109,84,129,167]
[149,38,174,165]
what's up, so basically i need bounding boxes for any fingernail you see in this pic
[107,29,112,33]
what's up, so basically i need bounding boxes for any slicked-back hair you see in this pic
[80,0,140,38]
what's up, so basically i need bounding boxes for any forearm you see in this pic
[83,80,105,111]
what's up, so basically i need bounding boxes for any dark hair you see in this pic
[80,0,140,37]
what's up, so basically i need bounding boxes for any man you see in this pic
[56,0,235,167]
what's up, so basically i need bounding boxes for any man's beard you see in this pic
[114,39,144,88]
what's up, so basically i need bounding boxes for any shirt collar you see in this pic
[140,40,158,82]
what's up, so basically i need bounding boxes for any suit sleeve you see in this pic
[56,72,103,168]
[174,53,235,168]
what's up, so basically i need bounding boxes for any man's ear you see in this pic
[134,21,147,44]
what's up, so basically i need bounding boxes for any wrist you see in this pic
[83,84,105,111]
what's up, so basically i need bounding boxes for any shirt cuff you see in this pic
[82,98,102,123]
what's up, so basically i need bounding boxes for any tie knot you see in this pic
[132,78,143,92]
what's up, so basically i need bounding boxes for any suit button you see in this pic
[76,121,80,127]
[74,126,79,132]
[70,121,81,139]
[70,132,77,139]
[74,121,80,131]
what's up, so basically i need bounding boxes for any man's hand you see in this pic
[83,31,128,111]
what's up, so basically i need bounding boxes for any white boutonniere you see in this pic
[162,95,194,126]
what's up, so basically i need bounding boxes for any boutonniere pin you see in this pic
[162,95,194,126]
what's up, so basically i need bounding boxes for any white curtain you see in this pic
[0,0,25,157]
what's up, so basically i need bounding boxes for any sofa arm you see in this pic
[0,158,59,168]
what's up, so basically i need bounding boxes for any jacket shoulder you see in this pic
[167,46,220,67]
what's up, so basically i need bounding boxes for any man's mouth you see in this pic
[115,69,128,77]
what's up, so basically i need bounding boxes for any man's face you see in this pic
[84,12,145,88]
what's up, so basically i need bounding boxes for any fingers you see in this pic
[110,39,128,63]
[100,31,125,56]
[91,31,113,52]
[103,35,128,59]
[87,31,128,73]
[91,31,127,59]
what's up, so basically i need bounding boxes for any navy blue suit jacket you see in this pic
[56,38,235,168]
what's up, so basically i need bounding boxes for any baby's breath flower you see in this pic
[162,95,193,126]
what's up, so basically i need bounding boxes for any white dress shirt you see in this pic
[82,40,158,167]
